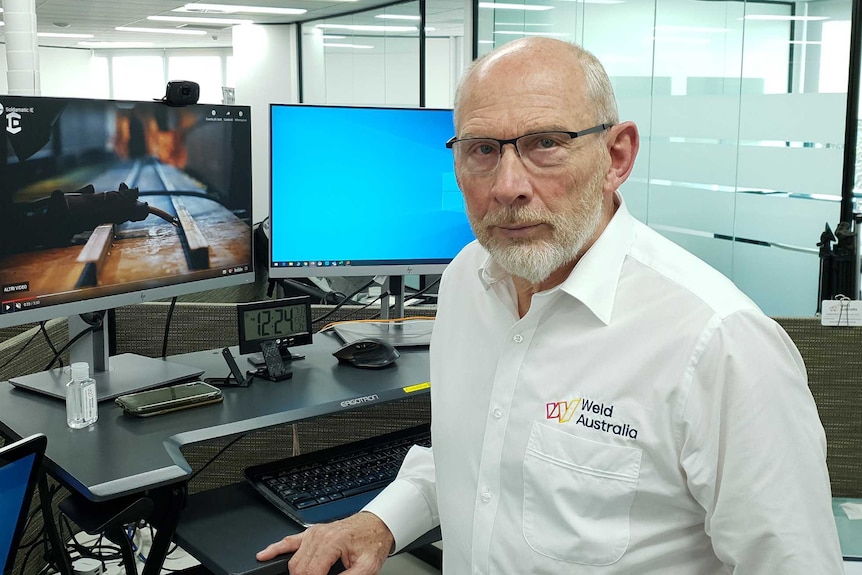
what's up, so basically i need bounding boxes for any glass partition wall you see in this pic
[301,0,465,107]
[298,0,853,317]
[477,0,852,316]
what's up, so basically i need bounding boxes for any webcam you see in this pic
[161,80,200,106]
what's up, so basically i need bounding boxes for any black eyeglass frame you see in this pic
[444,123,615,151]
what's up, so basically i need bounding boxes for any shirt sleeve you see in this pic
[679,309,844,574]
[361,444,440,554]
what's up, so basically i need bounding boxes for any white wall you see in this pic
[232,23,299,225]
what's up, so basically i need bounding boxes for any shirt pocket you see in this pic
[522,421,642,565]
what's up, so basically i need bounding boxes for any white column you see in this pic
[3,0,40,95]
[233,23,298,224]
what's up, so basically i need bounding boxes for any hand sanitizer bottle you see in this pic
[66,362,98,429]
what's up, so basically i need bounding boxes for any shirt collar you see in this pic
[477,193,635,325]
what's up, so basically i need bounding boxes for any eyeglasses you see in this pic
[445,123,613,175]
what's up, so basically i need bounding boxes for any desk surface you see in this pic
[0,334,430,501]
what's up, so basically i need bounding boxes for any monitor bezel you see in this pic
[0,95,255,330]
[266,103,465,280]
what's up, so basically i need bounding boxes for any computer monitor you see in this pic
[0,95,254,396]
[268,104,475,345]
[1,433,46,575]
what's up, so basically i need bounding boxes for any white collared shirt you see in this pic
[364,198,843,574]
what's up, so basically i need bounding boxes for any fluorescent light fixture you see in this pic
[654,25,729,33]
[480,2,554,10]
[38,32,95,38]
[375,14,421,20]
[322,35,347,39]
[0,22,5,27]
[79,41,155,48]
[116,26,208,35]
[494,30,569,36]
[179,3,308,15]
[789,40,822,45]
[323,42,374,48]
[148,15,253,25]
[315,24,417,32]
[479,40,495,44]
[743,15,828,21]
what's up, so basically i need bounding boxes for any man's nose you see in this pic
[490,144,533,205]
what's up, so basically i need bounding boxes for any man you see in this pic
[258,37,843,574]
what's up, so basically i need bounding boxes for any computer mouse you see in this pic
[332,338,401,369]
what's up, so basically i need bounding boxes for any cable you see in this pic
[0,327,42,371]
[319,313,435,335]
[188,434,247,483]
[311,278,377,327]
[39,321,63,369]
[402,277,441,303]
[43,325,96,371]
[161,296,178,358]
[18,536,47,575]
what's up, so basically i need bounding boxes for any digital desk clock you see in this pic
[237,296,313,357]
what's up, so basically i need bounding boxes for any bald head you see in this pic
[453,38,618,134]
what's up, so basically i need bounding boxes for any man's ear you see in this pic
[603,121,639,193]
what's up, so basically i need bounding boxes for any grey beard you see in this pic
[469,179,605,285]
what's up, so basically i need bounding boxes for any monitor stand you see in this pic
[331,276,434,348]
[8,314,203,402]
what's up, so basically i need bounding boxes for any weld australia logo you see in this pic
[546,397,639,440]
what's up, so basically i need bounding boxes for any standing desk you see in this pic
[0,333,432,575]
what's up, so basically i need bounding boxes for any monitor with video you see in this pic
[0,95,254,397]
[268,104,474,346]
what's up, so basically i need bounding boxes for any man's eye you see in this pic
[476,142,497,156]
[464,141,497,157]
[535,136,563,150]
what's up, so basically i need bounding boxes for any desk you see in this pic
[0,334,431,575]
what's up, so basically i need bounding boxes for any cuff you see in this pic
[362,478,437,554]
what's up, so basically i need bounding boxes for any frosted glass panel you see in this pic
[731,244,820,317]
[300,4,420,106]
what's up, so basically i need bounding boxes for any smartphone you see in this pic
[115,381,223,417]
[206,347,251,387]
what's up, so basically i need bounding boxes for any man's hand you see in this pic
[256,511,395,575]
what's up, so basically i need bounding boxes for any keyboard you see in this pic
[244,423,431,526]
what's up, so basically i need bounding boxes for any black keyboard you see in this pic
[244,424,431,526]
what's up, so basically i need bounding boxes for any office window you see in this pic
[90,56,110,99]
[111,55,165,101]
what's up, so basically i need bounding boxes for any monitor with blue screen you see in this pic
[268,104,474,278]
[0,434,46,575]
[268,104,475,346]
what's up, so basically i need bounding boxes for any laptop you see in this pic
[0,434,47,575]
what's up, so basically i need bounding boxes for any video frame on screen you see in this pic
[0,97,253,317]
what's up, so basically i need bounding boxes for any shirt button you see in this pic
[493,408,503,419]
[481,490,492,503]
[513,334,524,343]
